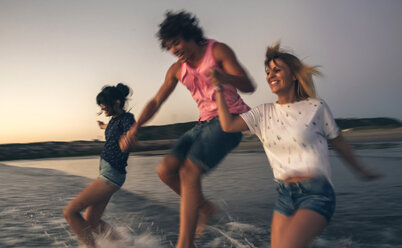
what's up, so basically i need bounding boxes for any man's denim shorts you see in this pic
[98,159,126,188]
[273,175,336,222]
[169,117,242,173]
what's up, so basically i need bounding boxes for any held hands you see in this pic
[207,66,226,86]
[119,127,137,152]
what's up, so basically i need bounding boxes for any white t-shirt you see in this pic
[240,98,339,182]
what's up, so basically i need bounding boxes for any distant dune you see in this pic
[0,118,401,161]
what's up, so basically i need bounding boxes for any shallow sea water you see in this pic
[1,142,402,247]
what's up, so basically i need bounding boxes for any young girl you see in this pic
[63,83,135,248]
[209,43,380,248]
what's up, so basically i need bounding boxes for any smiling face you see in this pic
[164,36,196,62]
[265,58,296,96]
[99,104,112,117]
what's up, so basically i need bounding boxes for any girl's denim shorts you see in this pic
[98,159,126,188]
[274,175,336,222]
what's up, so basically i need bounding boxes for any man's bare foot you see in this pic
[195,201,218,238]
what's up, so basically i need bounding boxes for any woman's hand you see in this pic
[207,66,226,86]
[357,168,382,181]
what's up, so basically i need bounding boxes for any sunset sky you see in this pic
[1,0,401,144]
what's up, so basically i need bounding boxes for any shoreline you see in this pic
[221,127,402,154]
[1,127,401,161]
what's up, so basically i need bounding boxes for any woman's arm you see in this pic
[329,134,381,180]
[214,85,249,133]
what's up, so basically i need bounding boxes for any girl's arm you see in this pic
[214,85,249,133]
[97,121,107,130]
[328,134,381,180]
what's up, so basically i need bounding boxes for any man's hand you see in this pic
[119,128,137,152]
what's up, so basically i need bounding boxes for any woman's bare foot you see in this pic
[195,201,218,238]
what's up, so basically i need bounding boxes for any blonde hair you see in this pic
[265,42,321,99]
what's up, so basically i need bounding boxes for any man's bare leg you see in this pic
[157,156,217,243]
[175,159,204,248]
[195,200,218,238]
[156,155,182,195]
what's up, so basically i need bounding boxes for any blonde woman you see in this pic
[209,43,380,248]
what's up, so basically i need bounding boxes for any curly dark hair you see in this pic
[157,10,206,49]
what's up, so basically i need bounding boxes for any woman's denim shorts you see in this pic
[274,175,336,222]
[169,117,242,173]
[98,159,126,188]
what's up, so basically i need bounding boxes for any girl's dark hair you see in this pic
[157,10,206,49]
[96,83,131,114]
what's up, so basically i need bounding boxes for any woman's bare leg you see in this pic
[271,209,327,248]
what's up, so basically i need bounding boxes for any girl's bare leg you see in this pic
[85,202,121,240]
[63,178,118,248]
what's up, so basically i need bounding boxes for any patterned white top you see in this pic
[240,98,339,182]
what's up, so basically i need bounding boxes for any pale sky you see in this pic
[1,0,401,144]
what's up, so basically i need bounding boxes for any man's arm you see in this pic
[211,42,255,93]
[119,62,180,151]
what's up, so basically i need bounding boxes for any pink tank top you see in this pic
[180,40,250,121]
